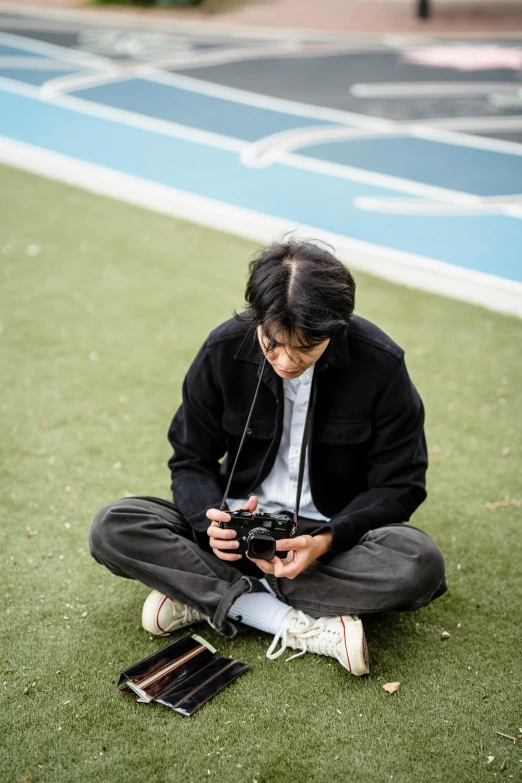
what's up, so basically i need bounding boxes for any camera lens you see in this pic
[247,529,276,561]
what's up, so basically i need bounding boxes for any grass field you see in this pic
[1,163,521,783]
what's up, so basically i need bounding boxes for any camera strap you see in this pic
[220,357,317,533]
[220,357,268,511]
[293,371,317,530]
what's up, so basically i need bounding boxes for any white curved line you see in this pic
[241,125,398,167]
[241,115,522,168]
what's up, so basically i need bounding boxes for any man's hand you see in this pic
[250,530,333,579]
[206,496,258,562]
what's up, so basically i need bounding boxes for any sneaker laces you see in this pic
[266,610,327,662]
[300,623,344,660]
[171,601,202,625]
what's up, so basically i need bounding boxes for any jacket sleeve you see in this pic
[313,357,428,557]
[167,340,228,545]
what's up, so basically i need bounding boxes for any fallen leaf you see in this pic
[441,631,451,639]
[383,682,400,694]
[502,447,510,456]
[485,497,521,511]
[487,756,495,764]
[500,760,507,771]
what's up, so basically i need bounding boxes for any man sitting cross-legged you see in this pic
[89,239,447,676]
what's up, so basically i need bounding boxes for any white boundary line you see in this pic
[351,82,521,98]
[0,74,503,206]
[149,69,522,156]
[0,75,244,152]
[0,29,108,68]
[3,30,522,158]
[356,194,522,218]
[1,135,521,319]
[242,116,522,167]
[0,56,82,70]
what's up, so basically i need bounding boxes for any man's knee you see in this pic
[403,526,446,602]
[376,524,447,603]
[88,498,129,560]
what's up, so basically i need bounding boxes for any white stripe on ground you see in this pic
[0,75,492,204]
[422,114,522,132]
[0,56,83,70]
[242,116,522,166]
[3,30,522,158]
[144,69,396,129]
[1,135,521,318]
[143,71,522,156]
[0,75,244,152]
[39,65,157,99]
[351,82,521,98]
[0,30,108,68]
[410,124,522,157]
[282,152,479,203]
[355,194,522,218]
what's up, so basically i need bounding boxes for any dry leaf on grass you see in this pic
[441,631,451,639]
[500,760,507,771]
[383,682,400,694]
[485,497,521,511]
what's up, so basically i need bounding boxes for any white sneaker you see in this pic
[266,609,370,676]
[141,590,207,635]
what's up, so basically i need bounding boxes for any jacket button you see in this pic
[246,428,252,435]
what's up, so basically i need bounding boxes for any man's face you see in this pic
[257,325,330,380]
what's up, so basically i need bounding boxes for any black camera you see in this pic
[218,510,297,561]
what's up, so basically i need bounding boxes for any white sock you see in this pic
[227,589,292,635]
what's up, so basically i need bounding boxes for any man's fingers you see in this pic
[248,557,274,574]
[208,526,237,540]
[214,551,242,562]
[276,536,308,552]
[273,558,300,579]
[232,495,259,513]
[246,495,258,511]
[211,539,239,551]
[206,508,231,523]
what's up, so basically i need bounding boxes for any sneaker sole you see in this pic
[340,615,370,676]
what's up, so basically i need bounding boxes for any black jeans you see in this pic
[89,496,447,638]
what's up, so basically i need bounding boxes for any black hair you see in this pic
[235,238,356,351]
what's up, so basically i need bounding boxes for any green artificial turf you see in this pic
[0,163,521,783]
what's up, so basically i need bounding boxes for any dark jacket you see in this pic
[168,314,427,557]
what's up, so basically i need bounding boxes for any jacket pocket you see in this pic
[222,411,275,440]
[315,418,371,446]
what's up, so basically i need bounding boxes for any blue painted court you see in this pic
[1,22,521,313]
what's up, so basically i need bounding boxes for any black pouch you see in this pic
[118,634,216,702]
[156,657,250,717]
